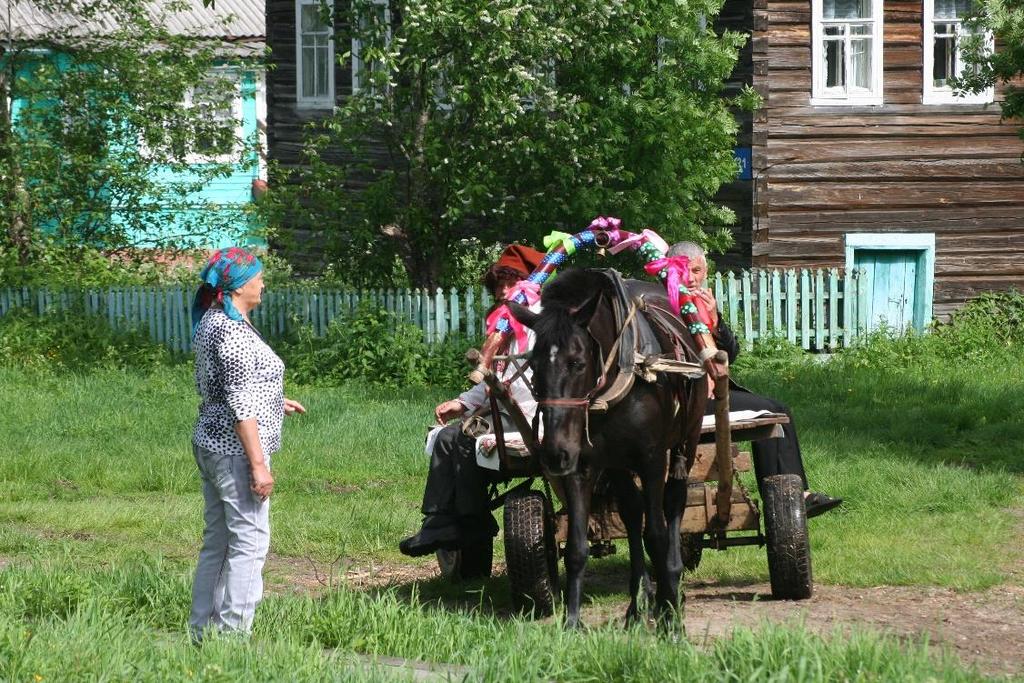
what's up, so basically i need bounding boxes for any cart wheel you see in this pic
[436,537,493,581]
[680,533,703,572]
[762,474,813,600]
[504,488,559,616]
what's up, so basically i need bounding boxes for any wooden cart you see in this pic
[437,410,813,615]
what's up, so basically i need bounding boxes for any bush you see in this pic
[0,307,177,371]
[826,290,1024,374]
[278,303,478,392]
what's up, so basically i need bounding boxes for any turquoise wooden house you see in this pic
[1,0,266,249]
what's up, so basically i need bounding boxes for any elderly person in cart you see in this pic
[399,244,547,557]
[668,241,842,518]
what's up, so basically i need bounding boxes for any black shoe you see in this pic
[805,492,843,519]
[399,515,461,557]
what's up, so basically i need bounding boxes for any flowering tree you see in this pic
[262,0,756,288]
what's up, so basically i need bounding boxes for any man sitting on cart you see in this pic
[399,244,547,557]
[668,241,843,518]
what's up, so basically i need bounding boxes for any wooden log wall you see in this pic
[753,0,1024,317]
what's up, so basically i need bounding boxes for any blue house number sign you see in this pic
[734,147,752,180]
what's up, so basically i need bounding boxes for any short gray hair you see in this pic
[666,241,706,260]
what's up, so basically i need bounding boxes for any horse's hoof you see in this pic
[564,617,584,630]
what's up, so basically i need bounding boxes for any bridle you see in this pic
[533,297,642,447]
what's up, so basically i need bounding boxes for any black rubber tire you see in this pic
[503,489,559,616]
[680,533,704,572]
[435,537,493,581]
[762,474,813,600]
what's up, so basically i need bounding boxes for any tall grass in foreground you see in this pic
[0,559,991,682]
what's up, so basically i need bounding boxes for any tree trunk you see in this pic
[0,52,33,265]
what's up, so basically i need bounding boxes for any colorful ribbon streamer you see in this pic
[542,231,578,256]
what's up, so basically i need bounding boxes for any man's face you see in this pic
[684,256,708,290]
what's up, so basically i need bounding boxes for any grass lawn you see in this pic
[1,351,1022,681]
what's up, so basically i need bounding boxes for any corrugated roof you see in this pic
[0,0,264,43]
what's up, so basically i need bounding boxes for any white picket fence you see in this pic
[0,268,869,353]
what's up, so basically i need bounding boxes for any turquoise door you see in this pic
[855,249,922,334]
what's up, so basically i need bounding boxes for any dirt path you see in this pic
[265,555,1024,678]
[680,580,1024,678]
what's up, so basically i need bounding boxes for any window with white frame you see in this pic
[296,0,335,107]
[190,72,242,160]
[811,0,883,105]
[351,0,391,96]
[922,0,993,103]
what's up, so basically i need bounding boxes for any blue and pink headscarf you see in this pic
[191,247,263,337]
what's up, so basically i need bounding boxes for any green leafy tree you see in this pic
[956,0,1024,142]
[0,0,255,270]
[261,0,756,288]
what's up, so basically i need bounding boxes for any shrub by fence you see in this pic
[0,268,869,353]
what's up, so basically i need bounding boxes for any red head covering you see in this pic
[482,244,547,295]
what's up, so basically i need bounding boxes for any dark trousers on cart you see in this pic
[400,423,500,557]
[704,388,808,491]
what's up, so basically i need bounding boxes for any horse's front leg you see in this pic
[609,471,652,625]
[642,460,682,630]
[562,469,596,629]
[662,474,686,619]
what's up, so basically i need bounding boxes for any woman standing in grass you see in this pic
[188,247,305,641]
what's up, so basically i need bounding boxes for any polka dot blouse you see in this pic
[193,308,285,458]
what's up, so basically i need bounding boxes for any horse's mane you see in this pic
[533,269,615,347]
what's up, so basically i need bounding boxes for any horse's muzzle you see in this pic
[540,444,579,478]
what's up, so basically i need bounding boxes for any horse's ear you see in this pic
[569,292,602,325]
[506,301,540,329]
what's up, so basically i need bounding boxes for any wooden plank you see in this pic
[785,270,797,344]
[857,266,870,335]
[814,269,825,351]
[771,270,782,335]
[800,269,810,350]
[935,254,1024,275]
[768,181,1024,210]
[757,270,768,340]
[449,288,460,338]
[435,288,446,343]
[770,121,1017,139]
[727,272,739,331]
[843,270,854,348]
[741,271,753,347]
[688,444,751,482]
[713,273,725,320]
[828,268,839,350]
[767,136,1024,163]
[465,287,476,338]
[769,158,1024,181]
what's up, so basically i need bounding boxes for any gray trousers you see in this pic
[189,444,270,638]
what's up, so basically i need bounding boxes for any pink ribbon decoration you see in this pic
[485,280,541,351]
[608,228,669,255]
[644,256,691,316]
[588,215,623,232]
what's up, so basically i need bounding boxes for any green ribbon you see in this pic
[543,231,576,256]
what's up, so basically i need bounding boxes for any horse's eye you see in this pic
[568,359,584,372]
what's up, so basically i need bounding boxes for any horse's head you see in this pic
[507,272,610,477]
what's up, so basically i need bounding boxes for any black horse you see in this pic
[508,269,707,628]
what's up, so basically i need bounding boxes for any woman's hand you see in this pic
[251,463,274,501]
[284,398,306,416]
[435,399,466,425]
